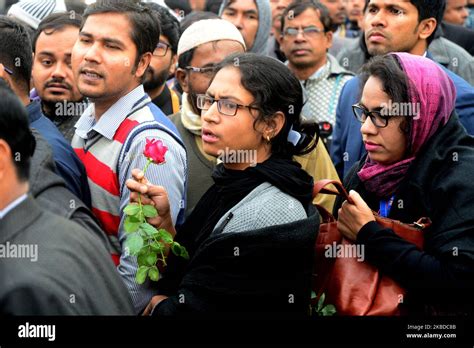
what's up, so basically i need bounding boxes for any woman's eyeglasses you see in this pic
[153,41,170,57]
[196,94,258,117]
[352,103,391,128]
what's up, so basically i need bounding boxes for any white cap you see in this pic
[178,19,246,56]
[7,0,67,30]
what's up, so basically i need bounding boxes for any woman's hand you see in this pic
[142,295,169,316]
[337,190,375,241]
[126,169,175,235]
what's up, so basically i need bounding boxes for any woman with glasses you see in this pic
[126,53,320,317]
[335,52,474,315]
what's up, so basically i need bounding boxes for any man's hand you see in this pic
[142,295,169,316]
[337,190,375,241]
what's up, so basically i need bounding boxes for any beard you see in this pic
[143,66,170,92]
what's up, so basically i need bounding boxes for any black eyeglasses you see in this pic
[284,26,325,38]
[352,103,391,128]
[2,65,13,75]
[184,65,216,77]
[153,41,170,57]
[196,94,258,117]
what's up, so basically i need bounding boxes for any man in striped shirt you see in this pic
[71,0,187,313]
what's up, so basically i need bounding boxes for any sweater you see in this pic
[153,183,319,317]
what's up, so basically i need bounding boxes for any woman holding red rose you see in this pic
[127,53,320,317]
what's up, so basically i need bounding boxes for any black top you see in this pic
[151,84,174,116]
[440,22,474,56]
[335,114,474,314]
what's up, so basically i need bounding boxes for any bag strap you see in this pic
[313,179,353,204]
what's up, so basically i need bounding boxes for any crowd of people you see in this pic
[0,0,473,317]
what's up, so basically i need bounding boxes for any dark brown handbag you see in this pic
[312,179,431,316]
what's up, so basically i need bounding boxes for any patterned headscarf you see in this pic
[357,53,457,198]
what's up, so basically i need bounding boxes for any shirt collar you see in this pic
[75,85,148,140]
[0,193,28,220]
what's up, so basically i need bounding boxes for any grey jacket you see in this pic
[213,182,307,234]
[0,196,134,315]
[337,36,474,86]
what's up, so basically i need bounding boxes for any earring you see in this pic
[266,135,271,142]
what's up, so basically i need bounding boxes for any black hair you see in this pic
[165,0,192,17]
[33,12,83,53]
[65,0,87,15]
[143,3,180,54]
[180,11,219,34]
[410,0,446,44]
[281,0,332,33]
[205,0,223,14]
[0,79,36,182]
[0,15,32,94]
[82,0,161,67]
[360,54,413,136]
[214,53,318,158]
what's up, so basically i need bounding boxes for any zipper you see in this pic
[216,212,234,234]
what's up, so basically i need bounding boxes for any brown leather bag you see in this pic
[312,179,431,316]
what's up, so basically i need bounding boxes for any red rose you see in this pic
[143,139,168,164]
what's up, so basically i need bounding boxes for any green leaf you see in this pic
[157,229,173,244]
[317,293,326,312]
[321,304,337,316]
[148,266,160,281]
[171,242,181,256]
[180,246,190,260]
[124,215,141,233]
[145,252,157,266]
[137,250,148,267]
[125,233,144,255]
[140,222,157,236]
[123,204,140,216]
[151,242,164,253]
[143,204,158,218]
[311,291,317,300]
[136,265,149,284]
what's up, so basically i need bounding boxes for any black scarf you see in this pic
[156,155,314,297]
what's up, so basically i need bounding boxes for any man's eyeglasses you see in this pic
[352,103,391,128]
[196,94,258,117]
[283,26,325,38]
[184,65,216,77]
[153,41,170,57]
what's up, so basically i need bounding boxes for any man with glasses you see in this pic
[279,1,353,132]
[171,19,246,216]
[143,3,181,116]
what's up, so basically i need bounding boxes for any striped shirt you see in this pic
[72,85,187,313]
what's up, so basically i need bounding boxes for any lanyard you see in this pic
[379,196,395,218]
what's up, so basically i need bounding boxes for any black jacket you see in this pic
[335,114,474,314]
[440,22,474,56]
[153,205,319,318]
